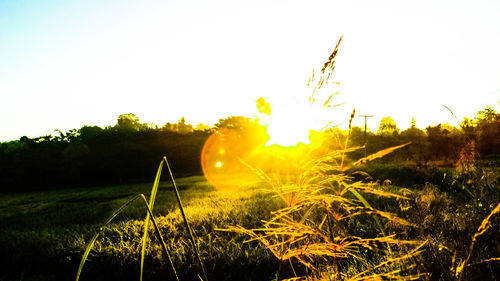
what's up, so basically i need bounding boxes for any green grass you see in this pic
[0,176,282,281]
[0,167,498,281]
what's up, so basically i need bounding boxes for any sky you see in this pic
[1,0,499,141]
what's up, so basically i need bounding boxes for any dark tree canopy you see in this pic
[0,106,498,192]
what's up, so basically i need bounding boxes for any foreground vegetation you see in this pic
[0,160,498,281]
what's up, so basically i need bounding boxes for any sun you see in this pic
[258,99,315,147]
[255,93,340,148]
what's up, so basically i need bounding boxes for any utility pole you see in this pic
[359,114,374,136]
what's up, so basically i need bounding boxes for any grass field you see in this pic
[0,165,499,281]
[0,176,283,281]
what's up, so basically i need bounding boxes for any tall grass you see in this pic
[226,134,424,280]
[223,36,426,281]
[224,37,500,280]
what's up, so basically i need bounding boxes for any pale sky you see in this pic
[1,0,499,141]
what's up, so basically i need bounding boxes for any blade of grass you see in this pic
[164,156,209,281]
[348,142,411,169]
[348,189,384,231]
[140,159,165,281]
[456,202,500,280]
[348,188,395,259]
[139,194,179,281]
[76,194,142,281]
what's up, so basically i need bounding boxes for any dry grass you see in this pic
[223,36,425,281]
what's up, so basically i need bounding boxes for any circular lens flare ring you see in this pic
[201,129,263,190]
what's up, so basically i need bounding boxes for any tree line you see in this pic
[0,114,212,192]
[0,107,498,192]
[346,106,499,168]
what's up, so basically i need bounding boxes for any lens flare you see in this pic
[201,128,264,190]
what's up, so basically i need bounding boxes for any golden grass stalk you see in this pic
[226,35,423,280]
[465,257,500,268]
[346,142,410,170]
[309,35,343,103]
[455,202,500,280]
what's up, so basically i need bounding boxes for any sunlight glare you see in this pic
[257,98,319,147]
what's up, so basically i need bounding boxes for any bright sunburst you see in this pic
[257,98,315,147]
[254,37,343,148]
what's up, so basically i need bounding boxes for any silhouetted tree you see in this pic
[176,117,193,134]
[160,117,195,134]
[474,106,500,155]
[195,123,212,132]
[215,116,256,131]
[400,120,426,163]
[425,124,461,163]
[116,113,147,131]
[377,116,399,136]
[410,117,417,129]
[78,126,104,142]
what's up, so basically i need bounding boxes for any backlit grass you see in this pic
[0,175,281,281]
[0,165,498,280]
